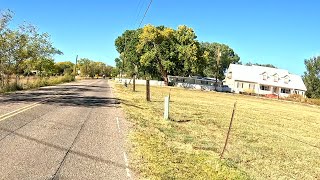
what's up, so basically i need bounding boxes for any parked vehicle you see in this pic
[216,85,232,92]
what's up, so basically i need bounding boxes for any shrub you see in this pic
[243,89,255,95]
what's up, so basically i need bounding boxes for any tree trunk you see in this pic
[156,57,168,86]
[163,73,168,86]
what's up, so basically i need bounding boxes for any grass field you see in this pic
[114,83,320,179]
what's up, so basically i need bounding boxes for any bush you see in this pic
[307,98,320,106]
[287,94,304,102]
[242,89,255,96]
[285,94,320,106]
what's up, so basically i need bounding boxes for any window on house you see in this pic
[249,84,256,90]
[262,73,268,80]
[281,88,290,94]
[260,85,270,91]
[284,76,290,84]
[274,74,279,82]
[237,82,244,89]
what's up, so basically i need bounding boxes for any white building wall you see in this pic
[115,78,165,86]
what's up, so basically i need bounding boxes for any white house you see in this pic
[223,64,307,97]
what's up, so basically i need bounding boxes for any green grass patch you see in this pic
[114,84,320,179]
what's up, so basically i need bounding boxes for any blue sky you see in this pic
[1,0,319,75]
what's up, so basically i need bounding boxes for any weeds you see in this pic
[0,74,75,93]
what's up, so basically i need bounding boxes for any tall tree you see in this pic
[175,25,202,76]
[78,58,91,77]
[55,61,74,75]
[303,56,320,98]
[137,25,178,85]
[115,29,142,78]
[202,42,240,80]
[114,24,241,84]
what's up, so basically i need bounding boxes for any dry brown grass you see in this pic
[114,83,320,179]
[0,75,75,93]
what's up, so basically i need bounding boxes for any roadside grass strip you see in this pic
[114,83,320,180]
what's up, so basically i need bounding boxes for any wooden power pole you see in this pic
[215,47,221,90]
[74,55,78,76]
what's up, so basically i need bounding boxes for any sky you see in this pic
[1,0,320,75]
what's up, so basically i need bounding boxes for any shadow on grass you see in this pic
[171,119,192,123]
[116,99,145,110]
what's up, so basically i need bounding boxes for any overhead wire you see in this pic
[138,0,153,28]
[122,0,154,76]
[133,0,145,27]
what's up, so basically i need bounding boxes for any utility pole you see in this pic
[215,47,221,90]
[74,55,78,76]
[121,35,126,81]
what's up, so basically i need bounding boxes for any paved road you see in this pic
[0,79,132,180]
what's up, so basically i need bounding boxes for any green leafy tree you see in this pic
[202,42,240,80]
[115,29,143,78]
[78,58,110,78]
[114,24,241,84]
[0,9,63,91]
[137,25,178,85]
[175,25,202,76]
[78,58,91,77]
[55,61,74,75]
[303,56,320,98]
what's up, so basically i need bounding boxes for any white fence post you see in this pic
[164,96,170,120]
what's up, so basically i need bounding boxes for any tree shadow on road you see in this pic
[0,85,121,108]
[0,126,128,170]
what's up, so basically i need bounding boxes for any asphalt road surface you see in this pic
[0,79,132,180]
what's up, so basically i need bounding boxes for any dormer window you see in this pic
[262,72,268,80]
[274,74,279,82]
[284,75,290,84]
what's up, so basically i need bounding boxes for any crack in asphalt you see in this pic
[51,108,93,180]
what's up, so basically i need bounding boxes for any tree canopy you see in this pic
[114,24,240,85]
[245,62,277,68]
[303,56,320,98]
[0,10,62,87]
[77,58,113,78]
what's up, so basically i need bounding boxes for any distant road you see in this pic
[0,79,132,179]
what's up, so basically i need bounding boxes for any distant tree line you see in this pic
[245,62,277,68]
[0,10,114,92]
[114,24,240,85]
[77,58,113,78]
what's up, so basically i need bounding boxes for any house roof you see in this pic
[226,64,307,91]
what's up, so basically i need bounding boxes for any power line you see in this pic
[133,0,145,27]
[138,0,153,28]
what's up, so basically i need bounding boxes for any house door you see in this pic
[273,87,278,94]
